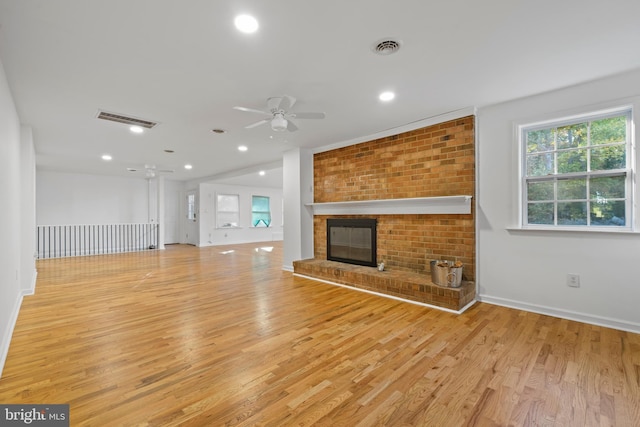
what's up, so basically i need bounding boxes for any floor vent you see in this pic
[96,111,158,128]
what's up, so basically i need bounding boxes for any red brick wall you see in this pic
[313,116,475,280]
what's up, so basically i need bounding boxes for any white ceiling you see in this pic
[1,0,639,185]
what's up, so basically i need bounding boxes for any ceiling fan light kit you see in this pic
[271,114,288,131]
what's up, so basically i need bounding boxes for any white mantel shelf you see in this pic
[305,196,473,215]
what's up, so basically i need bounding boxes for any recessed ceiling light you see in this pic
[235,15,258,33]
[184,164,193,170]
[101,154,112,161]
[130,125,144,134]
[238,145,248,152]
[379,91,395,102]
[164,149,175,153]
[259,170,265,176]
[211,129,226,134]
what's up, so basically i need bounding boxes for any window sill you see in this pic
[506,226,640,235]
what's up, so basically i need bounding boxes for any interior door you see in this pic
[185,191,198,245]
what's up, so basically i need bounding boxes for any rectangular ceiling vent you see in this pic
[96,110,158,129]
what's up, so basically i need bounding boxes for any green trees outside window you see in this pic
[523,110,630,227]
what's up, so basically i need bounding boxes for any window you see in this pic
[216,194,240,228]
[187,193,196,220]
[251,195,271,227]
[521,108,632,229]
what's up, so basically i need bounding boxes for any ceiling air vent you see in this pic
[372,38,401,55]
[96,110,158,129]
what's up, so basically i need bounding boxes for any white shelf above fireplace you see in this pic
[306,195,472,215]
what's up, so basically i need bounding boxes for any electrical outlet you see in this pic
[567,274,580,288]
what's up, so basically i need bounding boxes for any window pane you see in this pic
[187,194,196,220]
[557,202,587,225]
[590,175,625,200]
[590,145,625,171]
[251,196,271,226]
[526,153,554,176]
[522,108,631,230]
[557,178,586,200]
[252,214,271,227]
[527,129,554,153]
[252,196,270,212]
[217,194,239,227]
[218,212,239,227]
[557,149,587,173]
[527,181,554,201]
[557,123,587,149]
[217,194,239,212]
[527,202,554,225]
[590,200,625,226]
[591,116,626,145]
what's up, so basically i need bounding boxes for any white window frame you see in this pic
[517,104,637,232]
[216,193,240,228]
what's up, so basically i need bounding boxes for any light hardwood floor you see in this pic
[0,242,638,426]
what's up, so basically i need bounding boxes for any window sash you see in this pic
[521,108,632,229]
[251,195,271,227]
[216,194,240,228]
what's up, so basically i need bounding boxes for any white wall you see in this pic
[197,183,284,246]
[0,60,36,377]
[164,179,184,244]
[477,68,640,332]
[20,126,36,294]
[282,148,314,271]
[37,170,150,224]
[36,172,186,248]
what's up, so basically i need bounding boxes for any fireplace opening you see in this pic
[327,218,377,267]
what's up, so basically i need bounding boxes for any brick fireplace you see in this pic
[293,115,476,311]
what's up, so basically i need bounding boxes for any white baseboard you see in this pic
[0,293,24,379]
[293,273,476,314]
[478,294,640,334]
[22,268,37,296]
[1,269,37,378]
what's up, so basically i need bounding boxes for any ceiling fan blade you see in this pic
[267,97,282,112]
[280,95,296,111]
[291,112,325,119]
[233,106,270,116]
[286,120,299,132]
[246,119,270,129]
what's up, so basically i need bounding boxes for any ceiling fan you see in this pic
[234,95,325,132]
[126,164,174,178]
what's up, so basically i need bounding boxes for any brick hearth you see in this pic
[293,259,475,312]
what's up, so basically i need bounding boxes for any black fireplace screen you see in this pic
[326,218,377,267]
